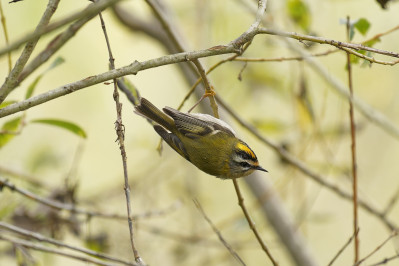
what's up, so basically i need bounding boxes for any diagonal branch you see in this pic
[0,221,136,266]
[0,0,61,102]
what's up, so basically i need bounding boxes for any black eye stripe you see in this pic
[235,149,257,162]
[239,161,251,168]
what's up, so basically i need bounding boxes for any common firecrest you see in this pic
[135,97,267,179]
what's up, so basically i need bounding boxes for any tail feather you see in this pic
[135,98,174,130]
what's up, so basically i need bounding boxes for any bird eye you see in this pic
[239,162,251,168]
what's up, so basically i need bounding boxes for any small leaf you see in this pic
[0,100,17,109]
[349,25,355,41]
[25,75,43,99]
[25,57,65,99]
[31,119,87,138]
[354,18,371,36]
[0,116,22,148]
[363,37,380,47]
[47,57,65,70]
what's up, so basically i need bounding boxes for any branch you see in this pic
[327,229,358,266]
[283,39,399,141]
[97,10,143,264]
[258,28,399,59]
[232,178,278,265]
[355,230,398,266]
[0,221,135,266]
[346,17,360,264]
[0,235,123,266]
[193,199,246,266]
[0,0,61,103]
[0,45,237,119]
[0,0,122,104]
[0,177,179,221]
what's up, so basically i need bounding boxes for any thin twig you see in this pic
[0,221,136,266]
[258,28,399,59]
[382,185,399,217]
[177,41,254,111]
[361,24,399,45]
[232,178,278,265]
[0,235,118,266]
[97,12,143,265]
[144,0,219,116]
[327,229,359,266]
[346,16,360,264]
[193,199,246,266]
[367,254,399,266]
[0,177,178,221]
[355,230,398,266]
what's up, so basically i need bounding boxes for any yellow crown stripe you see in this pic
[236,142,256,159]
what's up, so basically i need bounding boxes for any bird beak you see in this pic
[255,165,268,172]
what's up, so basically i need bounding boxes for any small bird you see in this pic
[134,97,267,179]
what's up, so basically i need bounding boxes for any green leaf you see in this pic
[47,57,65,70]
[25,57,65,99]
[0,116,22,148]
[354,18,371,36]
[31,119,87,138]
[0,100,17,109]
[363,37,380,47]
[287,0,311,32]
[349,25,355,41]
[25,75,43,99]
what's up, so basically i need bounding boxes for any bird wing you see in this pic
[163,107,236,139]
[153,125,190,161]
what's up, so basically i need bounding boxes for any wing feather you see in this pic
[153,125,190,161]
[163,107,236,139]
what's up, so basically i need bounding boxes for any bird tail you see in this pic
[134,98,174,130]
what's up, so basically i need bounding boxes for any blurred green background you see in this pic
[1,0,399,265]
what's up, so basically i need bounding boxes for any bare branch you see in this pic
[0,221,135,266]
[0,45,237,118]
[355,230,398,266]
[258,28,399,59]
[193,199,246,266]
[0,235,123,266]
[0,0,61,103]
[0,177,179,221]
[346,16,360,263]
[327,229,359,266]
[97,10,143,264]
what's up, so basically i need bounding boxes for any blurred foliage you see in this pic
[0,116,22,148]
[286,0,311,33]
